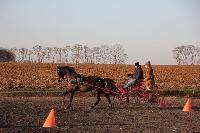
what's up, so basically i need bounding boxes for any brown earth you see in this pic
[0,63,200,90]
[0,96,200,133]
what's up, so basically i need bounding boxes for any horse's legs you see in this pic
[136,95,139,103]
[112,95,116,102]
[91,91,101,109]
[62,90,69,106]
[105,93,112,108]
[67,91,75,109]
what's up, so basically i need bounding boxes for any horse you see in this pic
[57,65,117,109]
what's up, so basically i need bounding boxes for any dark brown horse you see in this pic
[57,66,118,109]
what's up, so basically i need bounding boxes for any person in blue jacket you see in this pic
[123,62,144,89]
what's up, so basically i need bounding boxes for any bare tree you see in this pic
[173,45,200,65]
[52,47,59,63]
[19,48,28,62]
[83,45,90,64]
[32,45,43,63]
[173,46,186,65]
[43,47,52,63]
[10,47,19,61]
[71,44,83,64]
[99,45,110,64]
[197,47,200,64]
[111,44,127,64]
[187,45,199,65]
[63,45,71,63]
[57,48,63,63]
[92,47,101,64]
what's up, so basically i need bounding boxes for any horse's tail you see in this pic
[105,79,126,95]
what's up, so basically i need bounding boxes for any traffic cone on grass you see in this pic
[159,97,166,109]
[182,98,192,112]
[43,109,56,128]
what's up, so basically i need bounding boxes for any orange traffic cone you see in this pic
[182,98,192,112]
[159,97,166,109]
[43,109,56,128]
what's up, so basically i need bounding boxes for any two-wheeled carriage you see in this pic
[107,82,159,104]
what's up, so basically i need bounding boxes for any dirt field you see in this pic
[1,96,200,133]
[1,63,200,90]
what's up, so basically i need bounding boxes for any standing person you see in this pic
[143,61,155,90]
[123,62,144,89]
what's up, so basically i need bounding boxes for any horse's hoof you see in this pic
[90,106,95,109]
[67,105,72,109]
[108,104,112,109]
[62,101,66,106]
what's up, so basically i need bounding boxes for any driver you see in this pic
[123,62,144,89]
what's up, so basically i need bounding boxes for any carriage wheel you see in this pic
[135,90,142,104]
[115,93,129,103]
[150,96,158,104]
[148,91,159,104]
[144,92,150,103]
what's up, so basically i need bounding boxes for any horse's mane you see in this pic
[57,65,79,77]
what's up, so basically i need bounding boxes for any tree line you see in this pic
[173,45,200,65]
[9,44,128,64]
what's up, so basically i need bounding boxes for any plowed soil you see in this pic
[1,63,200,90]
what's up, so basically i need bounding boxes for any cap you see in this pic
[135,62,140,66]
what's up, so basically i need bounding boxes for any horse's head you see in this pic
[57,65,65,82]
[57,65,79,82]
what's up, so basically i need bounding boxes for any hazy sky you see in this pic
[0,0,199,64]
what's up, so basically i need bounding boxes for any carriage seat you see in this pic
[134,79,144,86]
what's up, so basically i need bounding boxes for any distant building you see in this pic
[0,48,15,62]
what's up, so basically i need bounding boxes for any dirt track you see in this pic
[1,96,200,133]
